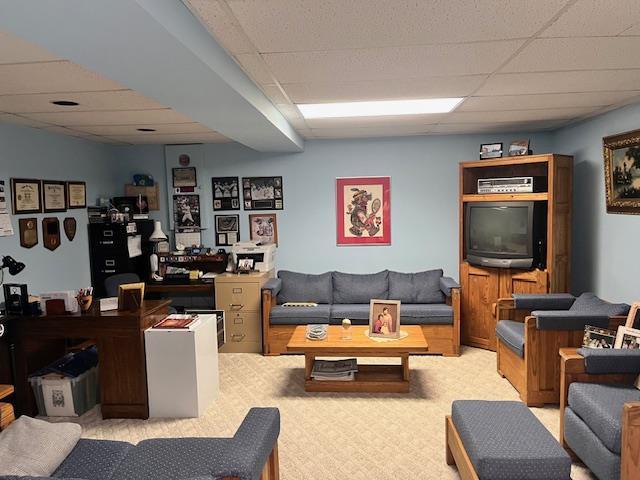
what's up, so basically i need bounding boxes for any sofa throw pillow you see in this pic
[388,270,445,304]
[277,271,333,304]
[0,415,81,477]
[570,292,630,317]
[332,271,389,304]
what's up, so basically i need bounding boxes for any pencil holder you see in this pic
[77,295,93,312]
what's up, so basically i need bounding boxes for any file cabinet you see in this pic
[215,271,272,353]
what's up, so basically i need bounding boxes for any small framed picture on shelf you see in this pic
[509,139,530,156]
[215,214,240,246]
[479,143,503,160]
[212,176,240,210]
[614,326,640,349]
[368,299,401,339]
[237,257,254,273]
[42,180,67,213]
[172,167,197,188]
[11,178,42,214]
[67,181,87,209]
[249,213,278,245]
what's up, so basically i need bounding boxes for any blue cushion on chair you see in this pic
[388,270,444,304]
[496,320,525,358]
[568,382,640,455]
[512,293,576,310]
[277,271,333,304]
[451,400,571,480]
[332,271,389,303]
[53,439,132,480]
[577,348,640,374]
[569,293,630,316]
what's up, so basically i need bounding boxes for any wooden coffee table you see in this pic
[286,325,428,393]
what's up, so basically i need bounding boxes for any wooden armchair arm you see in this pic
[261,289,277,355]
[493,297,516,320]
[622,402,640,480]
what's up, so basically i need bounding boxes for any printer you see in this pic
[231,242,276,273]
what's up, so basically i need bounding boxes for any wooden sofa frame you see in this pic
[262,287,461,357]
[559,348,640,480]
[495,297,626,406]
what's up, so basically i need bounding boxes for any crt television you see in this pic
[464,201,546,269]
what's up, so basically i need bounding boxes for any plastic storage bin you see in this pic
[28,346,99,417]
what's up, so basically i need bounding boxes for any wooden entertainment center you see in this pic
[459,154,573,351]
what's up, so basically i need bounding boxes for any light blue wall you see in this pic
[155,133,554,277]
[552,102,640,303]
[0,124,118,294]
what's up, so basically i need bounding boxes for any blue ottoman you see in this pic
[446,400,571,480]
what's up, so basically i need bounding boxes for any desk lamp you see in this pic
[0,256,25,285]
[149,222,167,282]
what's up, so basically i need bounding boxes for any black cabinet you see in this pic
[88,221,153,297]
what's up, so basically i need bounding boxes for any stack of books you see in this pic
[311,358,358,381]
[305,324,328,341]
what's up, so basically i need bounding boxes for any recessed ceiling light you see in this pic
[51,100,79,106]
[137,128,156,132]
[297,98,464,119]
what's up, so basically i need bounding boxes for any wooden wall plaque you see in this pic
[18,218,38,248]
[42,217,61,251]
[63,217,76,241]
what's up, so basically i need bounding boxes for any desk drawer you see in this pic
[226,312,261,343]
[216,283,260,312]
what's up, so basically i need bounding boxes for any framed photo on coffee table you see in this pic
[369,299,401,339]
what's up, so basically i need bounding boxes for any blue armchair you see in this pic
[560,348,640,480]
[495,293,629,406]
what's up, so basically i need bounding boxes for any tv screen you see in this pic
[467,204,530,257]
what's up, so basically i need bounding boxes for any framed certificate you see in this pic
[172,167,197,188]
[42,180,67,213]
[11,178,42,214]
[67,181,86,209]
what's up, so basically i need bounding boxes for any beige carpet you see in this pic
[59,347,595,479]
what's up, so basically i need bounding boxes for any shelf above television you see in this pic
[462,193,548,202]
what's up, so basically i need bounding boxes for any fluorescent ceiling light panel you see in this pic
[297,98,463,119]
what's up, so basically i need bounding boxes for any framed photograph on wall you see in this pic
[67,181,86,209]
[42,180,67,213]
[249,213,278,245]
[215,214,239,246]
[172,167,197,188]
[242,176,283,210]
[11,178,42,214]
[173,194,201,228]
[336,176,390,246]
[212,176,240,210]
[603,128,640,215]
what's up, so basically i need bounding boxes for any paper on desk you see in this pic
[128,234,142,257]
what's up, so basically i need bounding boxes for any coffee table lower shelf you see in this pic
[306,363,408,393]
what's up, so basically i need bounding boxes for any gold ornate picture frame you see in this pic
[603,128,640,215]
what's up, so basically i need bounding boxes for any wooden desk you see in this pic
[11,300,170,420]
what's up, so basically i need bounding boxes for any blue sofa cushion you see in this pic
[388,270,444,304]
[112,438,231,480]
[269,305,330,325]
[400,304,453,325]
[277,271,332,304]
[564,407,620,480]
[570,292,630,317]
[451,400,571,480]
[512,293,576,311]
[568,382,640,454]
[332,271,388,304]
[577,348,640,374]
[496,320,525,358]
[533,310,611,331]
[53,439,132,480]
[330,304,370,320]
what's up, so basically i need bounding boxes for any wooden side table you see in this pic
[0,384,15,430]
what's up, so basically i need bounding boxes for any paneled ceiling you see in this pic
[185,0,640,139]
[0,31,230,145]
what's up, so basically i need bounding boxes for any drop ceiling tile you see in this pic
[222,0,564,52]
[22,109,195,126]
[304,114,448,129]
[107,132,231,144]
[541,0,640,37]
[458,91,640,112]
[282,76,487,103]
[311,125,436,138]
[622,23,640,35]
[70,123,212,136]
[234,53,275,84]
[477,70,640,95]
[0,61,124,95]
[185,0,256,54]
[261,84,291,104]
[41,126,94,137]
[447,107,595,124]
[430,121,565,134]
[0,90,166,113]
[274,103,303,121]
[0,31,60,64]
[261,41,523,84]
[0,113,52,128]
[502,37,640,73]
